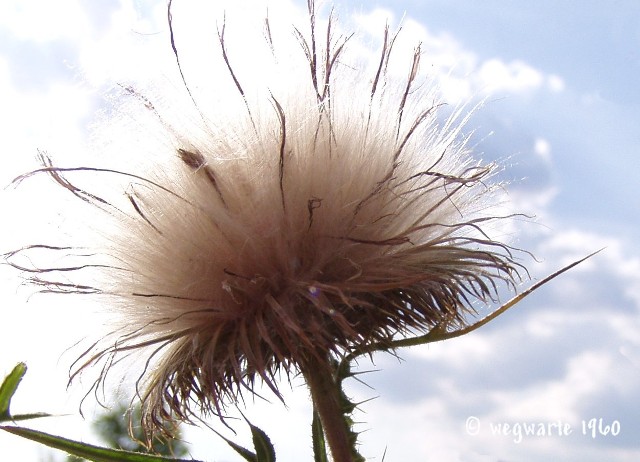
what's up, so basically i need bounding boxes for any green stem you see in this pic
[302,354,353,462]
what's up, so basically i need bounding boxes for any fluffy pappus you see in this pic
[5,0,523,442]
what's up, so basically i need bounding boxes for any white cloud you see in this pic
[534,137,552,163]
[0,0,91,42]
[537,229,638,277]
[77,1,169,86]
[547,74,566,92]
[352,8,565,105]
[478,58,544,94]
[0,83,92,188]
[408,330,494,367]
[490,351,612,422]
[564,231,640,309]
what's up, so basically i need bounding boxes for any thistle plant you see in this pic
[1,2,596,461]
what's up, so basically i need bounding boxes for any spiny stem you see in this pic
[302,354,354,462]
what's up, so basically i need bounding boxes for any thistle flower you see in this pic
[5,1,524,460]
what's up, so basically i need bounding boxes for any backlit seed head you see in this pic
[5,1,523,435]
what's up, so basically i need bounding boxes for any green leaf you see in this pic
[6,412,53,421]
[311,408,328,462]
[209,427,257,462]
[0,426,203,462]
[247,421,276,462]
[0,362,27,421]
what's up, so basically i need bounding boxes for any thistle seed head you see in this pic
[5,1,523,435]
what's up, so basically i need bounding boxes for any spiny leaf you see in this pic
[0,426,203,462]
[222,438,257,462]
[348,249,603,357]
[0,362,27,421]
[209,426,257,462]
[5,412,53,421]
[311,408,328,462]
[413,248,604,345]
[247,420,276,462]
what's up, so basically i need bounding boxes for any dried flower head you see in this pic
[5,0,522,438]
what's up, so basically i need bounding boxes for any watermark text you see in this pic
[465,416,621,443]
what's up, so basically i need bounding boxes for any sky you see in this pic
[1,0,639,461]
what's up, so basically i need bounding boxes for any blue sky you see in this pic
[1,1,639,461]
